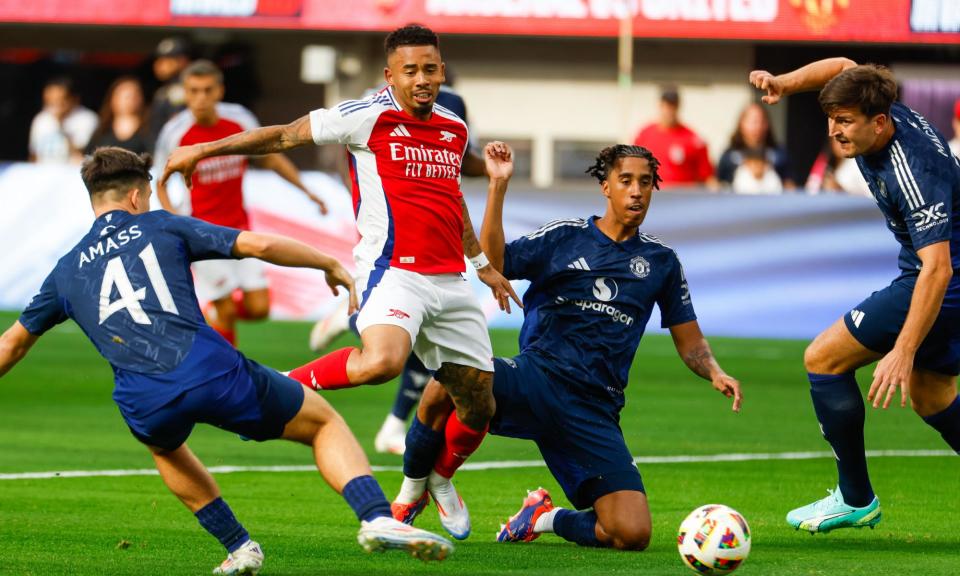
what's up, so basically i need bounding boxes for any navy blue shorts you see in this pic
[490,355,644,510]
[122,357,305,451]
[844,274,960,376]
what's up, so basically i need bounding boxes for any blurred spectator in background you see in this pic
[806,137,871,196]
[950,98,960,158]
[85,76,150,155]
[28,76,97,164]
[149,37,191,148]
[633,86,717,190]
[718,103,795,189]
[731,147,783,194]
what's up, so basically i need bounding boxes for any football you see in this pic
[677,504,751,575]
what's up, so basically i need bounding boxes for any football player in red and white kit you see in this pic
[155,60,328,346]
[160,26,520,541]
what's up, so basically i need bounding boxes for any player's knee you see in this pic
[909,386,955,418]
[245,301,270,320]
[210,298,237,326]
[456,390,495,430]
[803,340,835,374]
[359,352,405,384]
[608,524,651,551]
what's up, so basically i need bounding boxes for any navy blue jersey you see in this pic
[436,86,468,126]
[857,102,960,279]
[503,217,696,408]
[19,210,241,406]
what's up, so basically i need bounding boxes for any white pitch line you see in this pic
[0,449,953,481]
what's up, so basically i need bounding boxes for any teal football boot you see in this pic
[786,487,881,533]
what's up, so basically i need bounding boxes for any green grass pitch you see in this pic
[0,311,955,575]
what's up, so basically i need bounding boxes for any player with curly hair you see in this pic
[394,142,742,550]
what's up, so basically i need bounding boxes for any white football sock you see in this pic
[534,508,561,533]
[395,475,428,504]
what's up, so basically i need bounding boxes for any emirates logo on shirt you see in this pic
[389,142,462,180]
[196,155,245,184]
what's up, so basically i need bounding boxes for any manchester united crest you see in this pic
[630,256,650,279]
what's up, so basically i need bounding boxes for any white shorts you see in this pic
[355,267,494,372]
[192,258,269,303]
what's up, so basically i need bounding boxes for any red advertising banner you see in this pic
[0,0,957,44]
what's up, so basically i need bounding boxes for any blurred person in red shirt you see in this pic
[155,60,327,346]
[633,86,717,190]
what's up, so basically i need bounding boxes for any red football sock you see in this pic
[433,412,488,479]
[288,347,357,390]
[212,325,236,346]
[231,290,250,320]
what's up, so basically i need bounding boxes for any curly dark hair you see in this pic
[585,144,662,189]
[384,24,439,57]
[81,147,152,197]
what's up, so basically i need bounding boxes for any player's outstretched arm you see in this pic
[233,231,358,314]
[0,322,40,378]
[479,141,514,273]
[160,114,314,189]
[749,57,857,105]
[669,320,742,412]
[256,153,329,215]
[461,145,522,313]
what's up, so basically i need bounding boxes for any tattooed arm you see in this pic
[669,320,743,411]
[160,115,314,188]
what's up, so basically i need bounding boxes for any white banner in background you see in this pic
[1,162,895,339]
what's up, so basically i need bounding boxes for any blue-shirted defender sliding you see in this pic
[391,143,743,551]
[751,59,960,534]
[0,147,453,575]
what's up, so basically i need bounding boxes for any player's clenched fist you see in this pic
[484,141,514,182]
[748,70,784,105]
[161,144,205,189]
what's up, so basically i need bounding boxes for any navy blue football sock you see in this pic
[195,497,249,552]
[403,415,445,479]
[808,372,875,507]
[391,355,432,420]
[922,395,960,454]
[342,475,392,522]
[553,509,601,547]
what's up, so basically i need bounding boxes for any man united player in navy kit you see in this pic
[0,147,452,574]
[395,142,743,550]
[750,59,960,534]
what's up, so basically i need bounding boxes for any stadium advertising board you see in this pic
[0,0,957,44]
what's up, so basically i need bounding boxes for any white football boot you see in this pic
[357,516,454,561]
[212,540,263,575]
[428,470,471,540]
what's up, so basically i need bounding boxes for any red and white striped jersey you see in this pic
[310,87,468,276]
[155,103,260,230]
